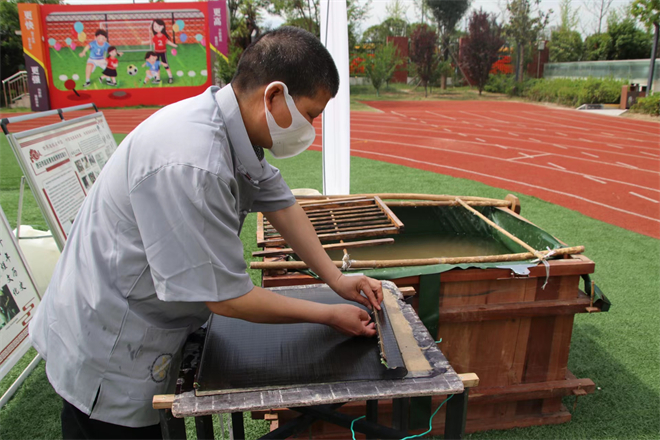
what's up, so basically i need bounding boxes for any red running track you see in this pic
[3,101,659,238]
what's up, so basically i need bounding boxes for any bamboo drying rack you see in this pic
[251,193,584,271]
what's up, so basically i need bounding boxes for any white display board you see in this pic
[8,113,117,250]
[0,206,41,381]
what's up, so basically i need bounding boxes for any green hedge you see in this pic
[485,74,627,107]
[630,93,660,116]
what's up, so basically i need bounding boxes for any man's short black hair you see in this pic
[95,29,108,39]
[145,51,156,59]
[232,26,339,99]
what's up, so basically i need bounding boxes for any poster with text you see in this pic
[8,113,117,250]
[0,206,41,381]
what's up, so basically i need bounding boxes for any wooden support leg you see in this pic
[231,412,245,440]
[366,400,378,440]
[159,409,186,440]
[392,398,409,435]
[444,389,469,440]
[195,414,214,440]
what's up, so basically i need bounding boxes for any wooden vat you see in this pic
[253,195,609,436]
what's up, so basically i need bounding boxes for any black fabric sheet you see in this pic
[195,285,408,395]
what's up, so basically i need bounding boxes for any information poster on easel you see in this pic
[8,112,117,249]
[0,206,41,381]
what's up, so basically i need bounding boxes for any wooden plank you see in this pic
[399,286,416,297]
[263,222,395,240]
[153,394,174,410]
[386,200,511,207]
[374,195,404,229]
[266,214,387,228]
[437,296,594,322]
[469,378,595,404]
[260,226,401,247]
[298,198,374,209]
[459,373,479,388]
[303,202,376,215]
[252,238,395,258]
[297,196,366,206]
[256,212,265,245]
[266,219,392,233]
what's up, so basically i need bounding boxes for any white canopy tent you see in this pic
[320,0,351,195]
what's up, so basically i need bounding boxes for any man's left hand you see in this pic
[331,275,383,311]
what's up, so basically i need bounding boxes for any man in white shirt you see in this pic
[30,26,383,439]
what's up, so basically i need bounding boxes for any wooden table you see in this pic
[154,283,479,439]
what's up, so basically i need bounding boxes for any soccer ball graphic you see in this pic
[127,65,138,76]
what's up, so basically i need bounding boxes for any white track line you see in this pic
[616,161,638,169]
[553,144,569,150]
[607,144,624,149]
[410,117,417,120]
[391,111,407,118]
[579,138,593,142]
[581,152,600,158]
[491,128,500,132]
[630,192,659,203]
[640,151,660,158]
[510,153,551,161]
[444,129,452,132]
[475,138,486,142]
[529,138,542,142]
[584,175,607,184]
[492,144,509,149]
[459,111,510,123]
[352,148,660,224]
[475,124,483,128]
[508,132,519,136]
[426,111,455,120]
[458,133,467,137]
[557,132,568,136]
[547,162,566,170]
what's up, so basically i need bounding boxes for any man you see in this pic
[30,26,383,439]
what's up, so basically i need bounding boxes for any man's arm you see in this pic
[264,203,383,310]
[206,286,376,337]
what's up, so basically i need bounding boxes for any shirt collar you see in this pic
[214,84,264,181]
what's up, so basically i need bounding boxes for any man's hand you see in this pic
[328,304,376,337]
[331,274,383,311]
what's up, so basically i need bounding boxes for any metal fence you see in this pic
[2,71,29,108]
[544,59,660,90]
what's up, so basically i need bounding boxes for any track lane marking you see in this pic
[581,152,600,158]
[351,148,660,224]
[640,151,660,158]
[584,175,607,184]
[426,111,456,120]
[630,192,659,203]
[547,162,566,170]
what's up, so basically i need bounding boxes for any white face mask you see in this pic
[264,82,316,159]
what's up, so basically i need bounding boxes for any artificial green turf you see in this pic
[1,140,659,439]
[49,43,208,90]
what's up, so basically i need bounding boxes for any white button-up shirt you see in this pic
[29,85,295,427]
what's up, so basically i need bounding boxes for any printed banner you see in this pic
[18,3,51,111]
[8,113,117,250]
[0,206,41,381]
[207,0,229,85]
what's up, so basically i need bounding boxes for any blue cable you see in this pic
[351,415,366,440]
[400,394,454,440]
[349,394,454,440]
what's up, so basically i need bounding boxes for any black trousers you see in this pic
[61,398,162,440]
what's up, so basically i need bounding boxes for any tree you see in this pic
[462,10,505,95]
[269,0,319,34]
[348,0,371,49]
[409,24,439,96]
[361,17,408,44]
[606,16,653,60]
[504,0,551,82]
[550,29,583,61]
[231,0,266,50]
[427,0,470,89]
[583,0,615,34]
[362,42,401,96]
[583,32,612,60]
[631,0,660,93]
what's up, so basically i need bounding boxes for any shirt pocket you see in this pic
[236,172,260,231]
[128,325,190,401]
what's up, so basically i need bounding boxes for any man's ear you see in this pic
[264,83,285,113]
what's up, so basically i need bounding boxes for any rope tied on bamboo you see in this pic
[341,252,354,271]
[532,247,557,289]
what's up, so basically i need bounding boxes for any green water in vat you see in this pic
[324,233,512,261]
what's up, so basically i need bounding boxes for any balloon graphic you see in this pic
[172,24,180,32]
[59,75,68,81]
[195,34,203,42]
[48,38,56,46]
[175,20,185,31]
[54,43,62,51]
[78,32,86,43]
[65,37,72,45]
[179,33,187,43]
[70,44,77,50]
[200,38,206,47]
[64,79,80,96]
[74,21,84,33]
[171,49,177,56]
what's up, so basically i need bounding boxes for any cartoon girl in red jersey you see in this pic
[142,19,178,84]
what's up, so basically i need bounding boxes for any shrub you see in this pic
[523,77,626,106]
[630,94,660,116]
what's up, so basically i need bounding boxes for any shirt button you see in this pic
[241,210,248,216]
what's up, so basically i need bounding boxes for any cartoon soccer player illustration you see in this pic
[99,46,121,86]
[142,19,178,84]
[142,51,161,84]
[79,29,110,87]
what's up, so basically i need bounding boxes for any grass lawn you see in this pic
[1,134,659,439]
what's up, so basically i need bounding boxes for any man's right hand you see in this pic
[328,304,376,337]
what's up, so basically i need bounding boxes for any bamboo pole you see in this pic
[250,246,585,270]
[455,198,545,260]
[252,238,395,258]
